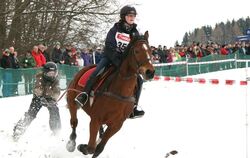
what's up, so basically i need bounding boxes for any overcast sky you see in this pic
[119,0,250,47]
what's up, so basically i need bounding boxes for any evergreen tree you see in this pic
[175,40,180,47]
[181,17,249,45]
[182,32,189,46]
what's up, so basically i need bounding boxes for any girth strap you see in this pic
[98,91,136,103]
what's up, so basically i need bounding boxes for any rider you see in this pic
[75,5,145,119]
[13,62,61,141]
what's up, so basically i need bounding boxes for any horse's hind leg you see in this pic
[98,125,105,139]
[93,123,123,158]
[66,101,78,152]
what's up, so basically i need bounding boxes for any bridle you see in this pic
[117,39,152,80]
[130,39,152,72]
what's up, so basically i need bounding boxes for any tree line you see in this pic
[181,17,250,46]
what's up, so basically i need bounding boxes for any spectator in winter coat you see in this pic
[76,51,84,66]
[186,47,196,58]
[0,49,13,68]
[246,43,250,55]
[227,44,233,54]
[39,44,50,62]
[239,42,247,55]
[63,48,77,66]
[0,49,14,97]
[157,45,166,63]
[32,46,46,67]
[152,53,160,63]
[63,48,78,86]
[178,48,186,58]
[88,49,94,64]
[51,42,63,64]
[206,45,214,55]
[9,47,20,69]
[81,49,92,66]
[94,47,103,64]
[166,50,173,63]
[213,43,220,54]
[21,51,36,94]
[20,51,36,68]
[170,48,181,62]
[11,51,21,95]
[220,45,228,55]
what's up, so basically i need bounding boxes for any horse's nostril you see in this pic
[146,70,155,79]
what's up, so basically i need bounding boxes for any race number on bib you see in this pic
[115,32,130,52]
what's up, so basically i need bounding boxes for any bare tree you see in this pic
[0,0,7,49]
[1,0,120,53]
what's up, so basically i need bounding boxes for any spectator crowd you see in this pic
[150,41,250,64]
[1,40,250,97]
[0,43,103,97]
[0,42,103,69]
[1,41,250,69]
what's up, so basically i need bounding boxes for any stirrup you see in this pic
[75,92,89,107]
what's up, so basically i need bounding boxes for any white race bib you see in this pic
[115,32,130,53]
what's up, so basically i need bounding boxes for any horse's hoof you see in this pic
[77,144,89,155]
[93,143,105,158]
[92,155,98,158]
[66,140,76,152]
[92,154,98,158]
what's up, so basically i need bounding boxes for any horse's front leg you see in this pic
[78,119,100,155]
[66,104,78,152]
[92,122,123,158]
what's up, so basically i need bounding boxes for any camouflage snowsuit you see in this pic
[13,72,61,140]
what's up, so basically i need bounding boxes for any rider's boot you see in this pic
[129,106,145,119]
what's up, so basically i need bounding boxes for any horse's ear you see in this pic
[144,31,149,40]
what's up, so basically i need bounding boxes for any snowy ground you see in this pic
[0,68,249,158]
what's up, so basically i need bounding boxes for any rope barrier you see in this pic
[153,75,248,86]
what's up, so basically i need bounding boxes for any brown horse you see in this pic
[66,31,155,158]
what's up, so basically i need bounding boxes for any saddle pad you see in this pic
[78,67,96,87]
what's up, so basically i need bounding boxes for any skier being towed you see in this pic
[13,62,61,141]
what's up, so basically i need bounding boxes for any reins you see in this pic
[56,88,82,103]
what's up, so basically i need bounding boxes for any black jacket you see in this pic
[103,21,139,67]
[51,48,63,63]
[1,55,13,68]
[9,54,20,69]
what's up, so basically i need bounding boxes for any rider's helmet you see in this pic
[120,5,137,21]
[42,62,58,81]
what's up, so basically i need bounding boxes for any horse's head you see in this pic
[126,31,155,80]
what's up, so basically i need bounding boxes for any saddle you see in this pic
[78,66,115,93]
